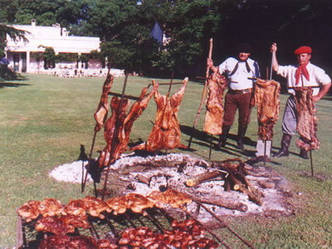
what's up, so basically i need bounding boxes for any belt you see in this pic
[228,88,251,94]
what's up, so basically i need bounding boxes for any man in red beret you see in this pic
[270,43,331,159]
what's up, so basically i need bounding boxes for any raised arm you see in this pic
[270,42,279,72]
[207,58,218,74]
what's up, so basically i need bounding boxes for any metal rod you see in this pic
[310,150,314,176]
[105,215,119,238]
[263,140,267,166]
[145,210,165,233]
[108,91,139,100]
[209,136,213,160]
[166,72,174,97]
[88,219,100,239]
[82,130,97,193]
[124,213,137,228]
[197,202,256,249]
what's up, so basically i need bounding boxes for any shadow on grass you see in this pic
[0,81,30,88]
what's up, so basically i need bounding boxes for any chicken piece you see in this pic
[105,195,128,215]
[38,198,65,217]
[64,199,87,217]
[61,214,90,230]
[82,196,111,219]
[131,78,188,152]
[17,200,41,222]
[147,189,192,209]
[203,72,227,135]
[35,216,73,235]
[125,193,155,213]
[94,74,114,132]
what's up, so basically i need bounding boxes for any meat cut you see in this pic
[93,74,114,132]
[253,79,280,141]
[294,87,320,151]
[98,86,155,168]
[203,72,227,135]
[131,78,188,152]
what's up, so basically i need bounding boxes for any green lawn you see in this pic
[0,74,331,248]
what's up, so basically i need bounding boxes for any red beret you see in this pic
[294,46,312,55]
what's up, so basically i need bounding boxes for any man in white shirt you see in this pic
[271,43,331,159]
[207,43,260,150]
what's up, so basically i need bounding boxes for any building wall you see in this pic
[5,21,102,74]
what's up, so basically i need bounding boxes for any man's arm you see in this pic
[270,42,279,72]
[207,58,218,73]
[313,83,331,102]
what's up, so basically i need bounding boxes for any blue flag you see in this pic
[150,22,163,44]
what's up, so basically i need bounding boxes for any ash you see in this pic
[49,153,294,221]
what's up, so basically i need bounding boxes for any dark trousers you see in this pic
[223,91,252,127]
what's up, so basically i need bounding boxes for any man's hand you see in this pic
[207,58,217,73]
[270,42,277,53]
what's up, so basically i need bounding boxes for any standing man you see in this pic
[207,43,260,150]
[271,43,331,159]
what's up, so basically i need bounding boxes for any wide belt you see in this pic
[228,88,251,94]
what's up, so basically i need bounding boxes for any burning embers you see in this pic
[105,153,294,220]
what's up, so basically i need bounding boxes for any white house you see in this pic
[5,20,124,77]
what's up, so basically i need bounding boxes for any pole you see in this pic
[310,150,314,176]
[188,38,213,148]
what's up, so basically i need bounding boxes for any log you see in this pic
[136,174,151,185]
[189,195,248,212]
[185,170,226,187]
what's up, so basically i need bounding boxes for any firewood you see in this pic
[136,174,151,185]
[185,170,226,187]
[190,196,248,212]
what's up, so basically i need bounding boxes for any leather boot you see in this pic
[273,134,292,157]
[237,125,248,150]
[299,149,309,159]
[217,125,231,148]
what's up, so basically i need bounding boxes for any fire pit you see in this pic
[98,152,294,224]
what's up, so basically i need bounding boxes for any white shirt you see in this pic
[218,57,260,90]
[277,62,331,96]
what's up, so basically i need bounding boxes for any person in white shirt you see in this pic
[207,43,260,150]
[271,43,331,159]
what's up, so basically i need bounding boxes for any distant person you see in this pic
[271,43,331,159]
[207,43,260,150]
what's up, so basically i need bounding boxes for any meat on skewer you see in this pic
[94,74,114,132]
[294,87,320,151]
[131,78,188,152]
[253,79,280,141]
[203,72,227,135]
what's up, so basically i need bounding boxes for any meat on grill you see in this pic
[294,87,320,151]
[38,198,66,217]
[147,189,192,209]
[38,235,99,249]
[17,200,41,222]
[203,72,227,135]
[131,78,188,152]
[94,74,114,132]
[253,79,280,140]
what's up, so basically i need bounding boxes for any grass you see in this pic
[0,74,331,248]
